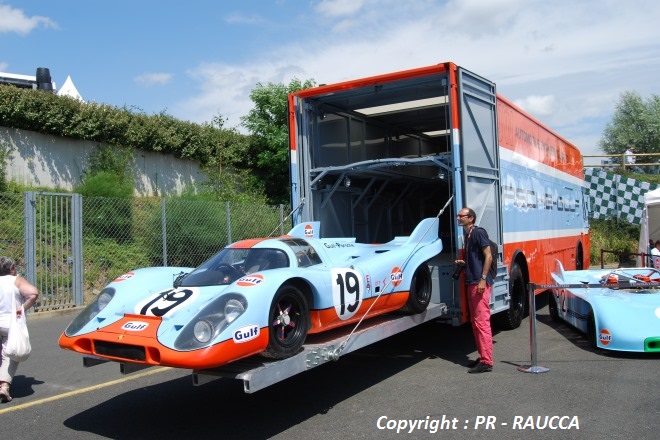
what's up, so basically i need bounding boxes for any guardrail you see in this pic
[583,152,660,171]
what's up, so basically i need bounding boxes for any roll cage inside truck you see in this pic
[114,62,590,392]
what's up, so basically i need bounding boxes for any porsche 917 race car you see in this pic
[549,262,660,352]
[59,218,441,369]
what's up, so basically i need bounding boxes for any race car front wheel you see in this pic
[548,290,560,322]
[262,284,310,359]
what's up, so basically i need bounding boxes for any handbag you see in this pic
[5,292,31,362]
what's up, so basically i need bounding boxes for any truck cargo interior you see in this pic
[301,71,456,246]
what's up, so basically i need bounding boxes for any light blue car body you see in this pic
[61,218,442,368]
[550,262,660,352]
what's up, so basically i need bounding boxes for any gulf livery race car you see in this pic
[59,218,441,369]
[549,261,660,352]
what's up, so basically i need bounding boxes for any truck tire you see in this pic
[494,263,526,329]
[262,284,310,359]
[400,264,432,314]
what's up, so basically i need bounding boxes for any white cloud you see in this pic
[175,0,660,158]
[0,5,57,35]
[514,95,555,117]
[134,72,174,86]
[315,0,368,17]
[224,13,265,25]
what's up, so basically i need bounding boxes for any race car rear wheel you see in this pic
[548,290,560,322]
[400,264,432,314]
[262,284,310,359]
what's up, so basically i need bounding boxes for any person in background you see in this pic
[0,256,40,403]
[625,147,644,173]
[454,208,494,374]
[651,241,660,269]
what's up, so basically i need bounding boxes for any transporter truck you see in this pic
[190,62,591,392]
[288,61,591,330]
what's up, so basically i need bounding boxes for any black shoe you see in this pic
[466,358,480,368]
[468,362,493,374]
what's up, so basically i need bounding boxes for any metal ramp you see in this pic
[192,302,447,393]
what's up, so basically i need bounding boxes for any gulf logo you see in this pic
[237,274,264,287]
[304,224,314,237]
[121,321,149,332]
[390,267,403,287]
[113,271,134,282]
[599,328,612,346]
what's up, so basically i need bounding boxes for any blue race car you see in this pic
[59,218,441,369]
[549,262,660,352]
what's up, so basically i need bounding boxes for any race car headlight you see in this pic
[64,287,116,336]
[224,298,245,323]
[174,293,247,350]
[193,320,213,343]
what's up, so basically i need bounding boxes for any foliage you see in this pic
[0,135,10,193]
[240,78,316,204]
[82,237,151,299]
[85,144,134,181]
[77,173,134,242]
[589,217,640,266]
[149,196,229,267]
[600,91,660,163]
[0,192,23,259]
[0,85,228,164]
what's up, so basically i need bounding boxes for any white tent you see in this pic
[57,75,84,101]
[638,187,660,266]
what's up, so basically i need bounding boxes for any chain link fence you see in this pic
[0,191,290,311]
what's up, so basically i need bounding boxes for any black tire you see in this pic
[576,245,584,270]
[261,285,310,359]
[548,290,560,322]
[495,263,526,329]
[400,264,432,314]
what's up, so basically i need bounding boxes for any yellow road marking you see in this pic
[0,367,170,414]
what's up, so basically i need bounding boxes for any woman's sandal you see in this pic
[0,386,12,403]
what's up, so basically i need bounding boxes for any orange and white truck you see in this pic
[287,61,590,330]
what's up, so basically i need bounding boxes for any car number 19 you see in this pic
[331,268,363,320]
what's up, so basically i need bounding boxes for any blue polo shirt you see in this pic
[464,226,493,285]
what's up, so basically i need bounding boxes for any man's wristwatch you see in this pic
[481,274,487,280]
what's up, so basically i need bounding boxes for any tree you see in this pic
[241,78,316,204]
[600,91,660,164]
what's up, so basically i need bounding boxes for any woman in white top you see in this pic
[0,256,39,403]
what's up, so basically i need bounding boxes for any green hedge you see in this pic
[0,85,237,165]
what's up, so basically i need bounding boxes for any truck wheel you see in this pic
[495,263,526,329]
[576,245,584,270]
[261,285,310,359]
[400,264,432,314]
[548,290,560,322]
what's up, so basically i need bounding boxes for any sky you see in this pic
[1,0,659,166]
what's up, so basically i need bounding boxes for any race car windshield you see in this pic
[179,248,290,287]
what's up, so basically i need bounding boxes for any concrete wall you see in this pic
[1,126,207,196]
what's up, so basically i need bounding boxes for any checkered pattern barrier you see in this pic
[584,168,658,225]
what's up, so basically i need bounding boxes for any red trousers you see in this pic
[467,283,493,366]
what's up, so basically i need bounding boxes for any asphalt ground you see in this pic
[0,297,657,440]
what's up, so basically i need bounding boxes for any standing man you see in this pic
[455,208,493,373]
